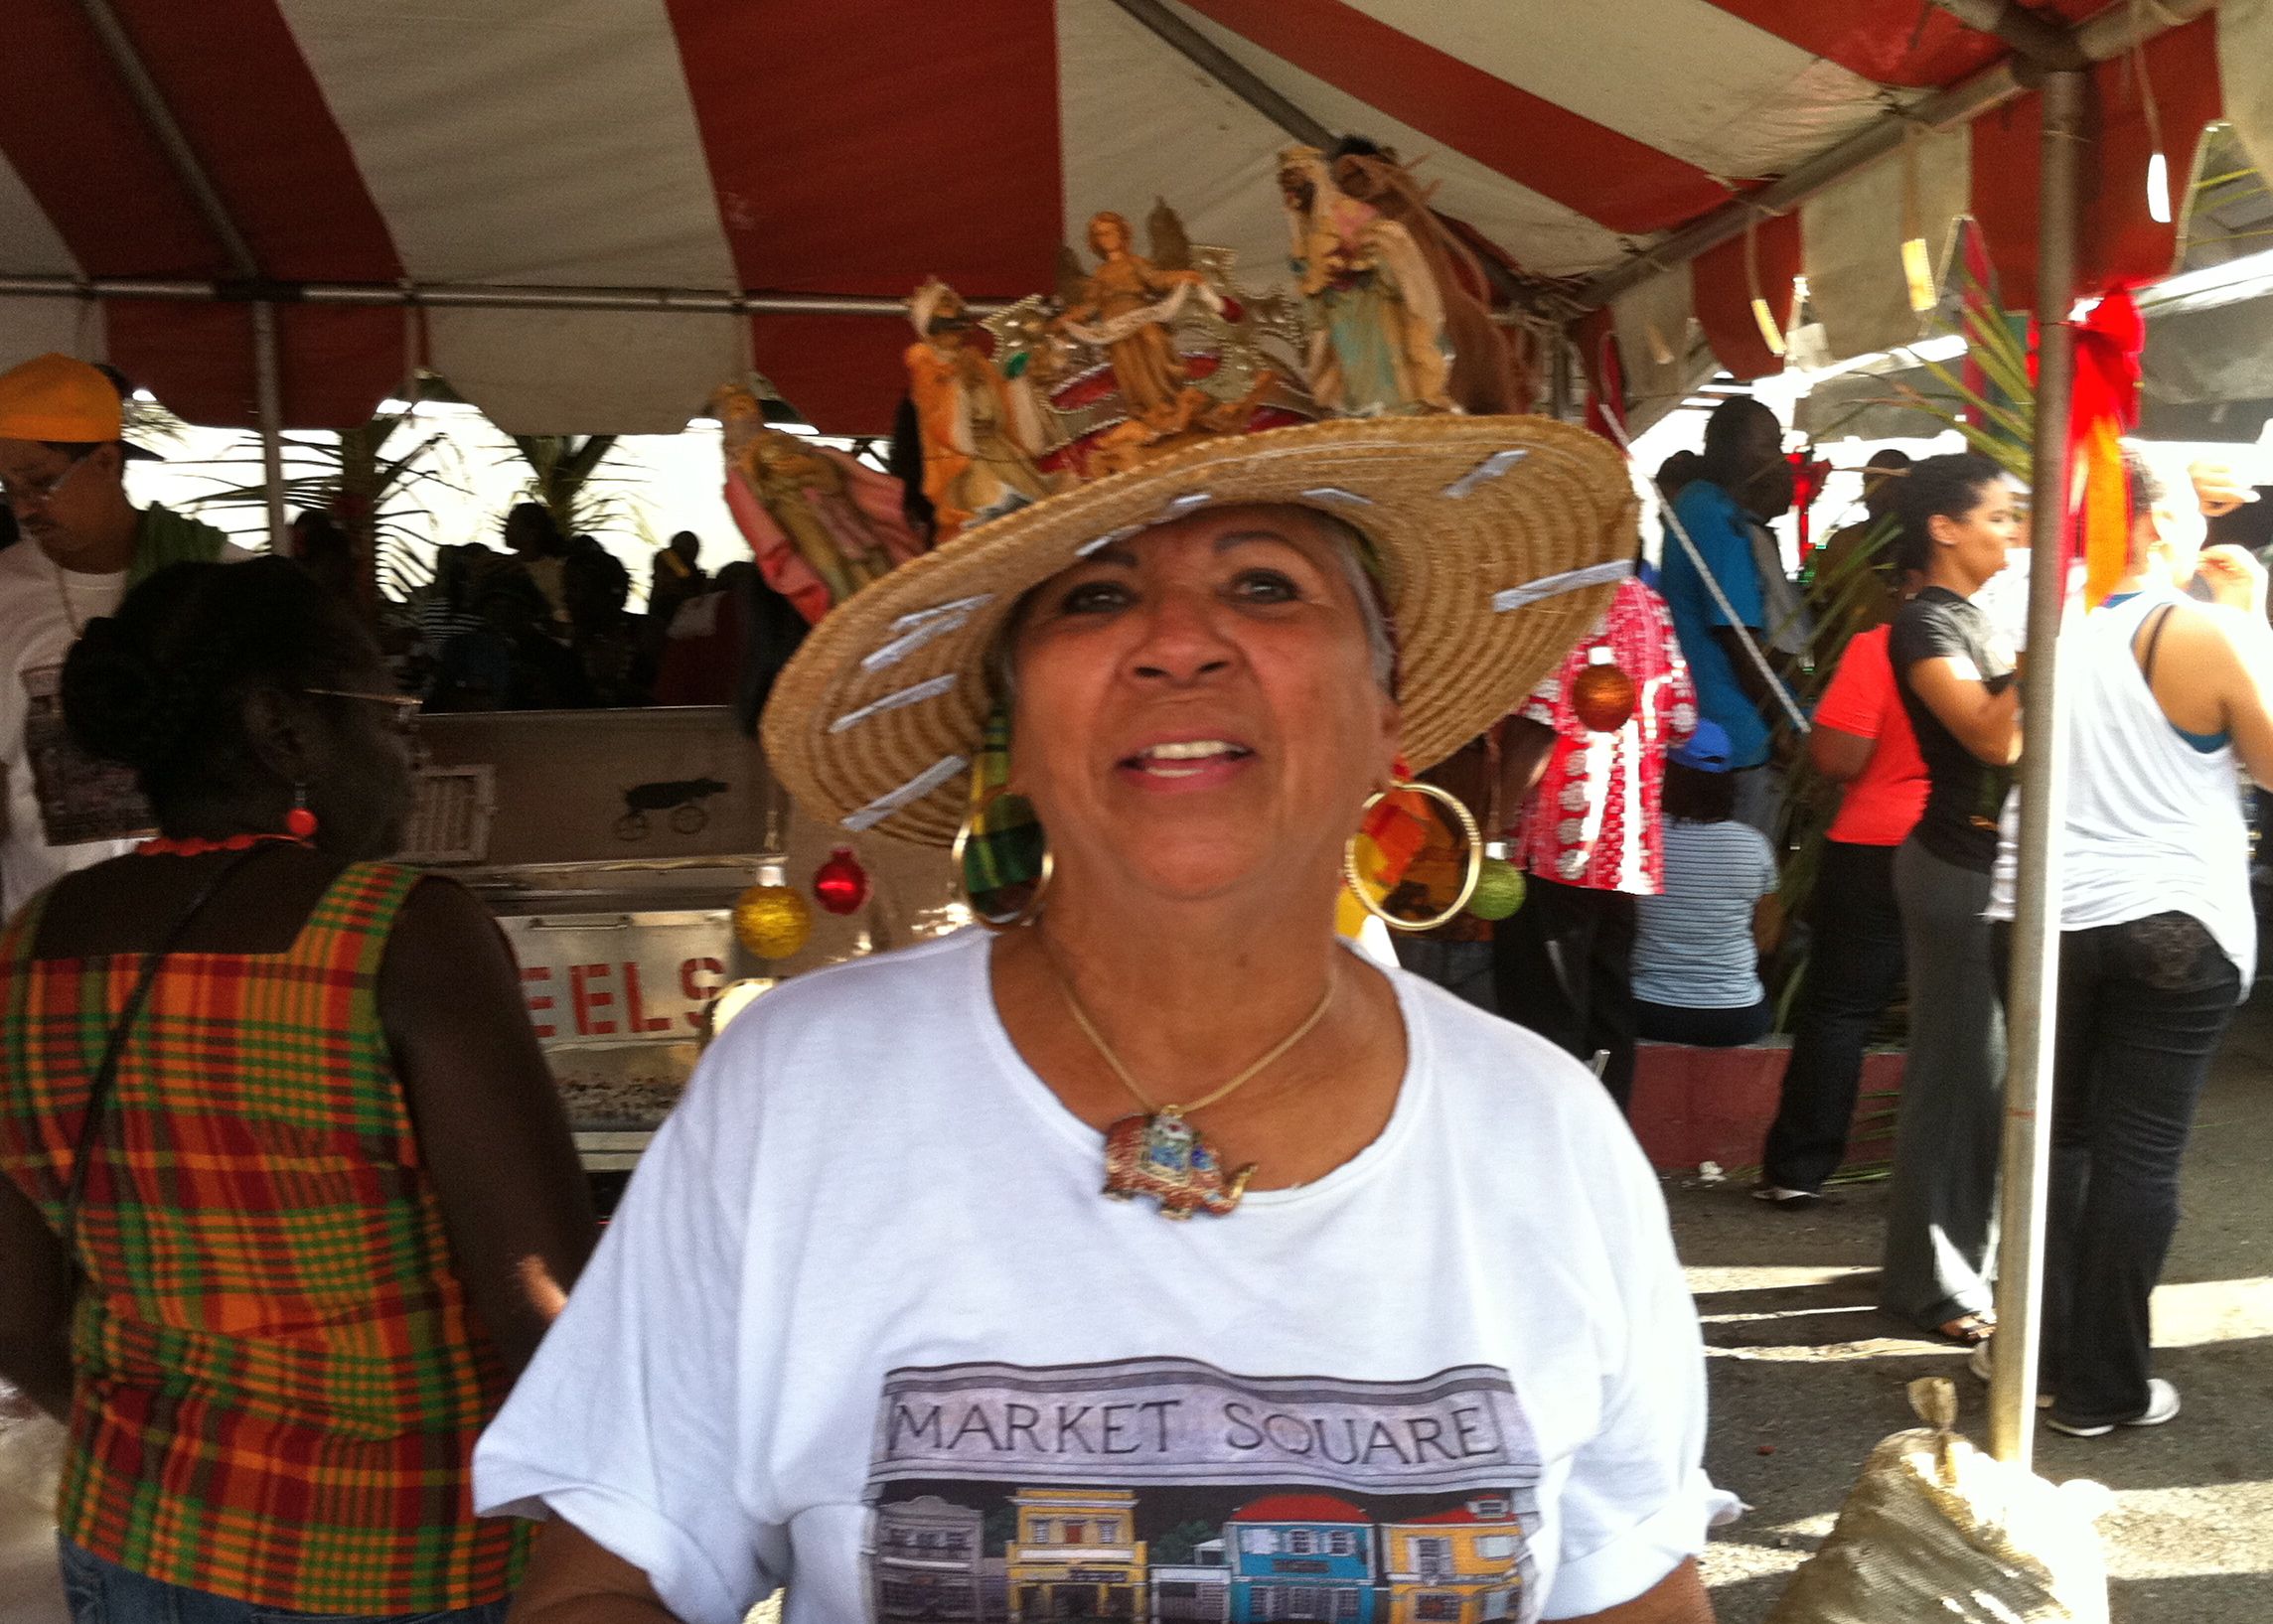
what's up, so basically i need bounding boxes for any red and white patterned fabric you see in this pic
[1511,575,1695,897]
[0,1,2237,434]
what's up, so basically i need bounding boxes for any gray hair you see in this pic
[988,506,1398,704]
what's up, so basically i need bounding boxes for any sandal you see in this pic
[1932,1311,1997,1346]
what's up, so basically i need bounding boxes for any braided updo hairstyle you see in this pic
[63,557,371,816]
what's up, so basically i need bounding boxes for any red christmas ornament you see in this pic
[813,846,871,915]
[1571,649,1637,733]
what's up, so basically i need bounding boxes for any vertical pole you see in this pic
[1988,65,2083,1467]
[251,301,288,550]
[1548,329,1574,423]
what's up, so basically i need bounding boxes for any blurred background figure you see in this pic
[1881,452,2022,1347]
[647,529,706,628]
[0,556,593,1624]
[1629,721,1781,1047]
[285,509,360,605]
[1493,572,1695,1111]
[1661,397,1795,834]
[1981,449,2273,1436]
[1756,566,1928,1208]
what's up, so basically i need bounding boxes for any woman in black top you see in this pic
[1881,453,2023,1342]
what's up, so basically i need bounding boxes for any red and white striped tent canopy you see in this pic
[4,0,2268,437]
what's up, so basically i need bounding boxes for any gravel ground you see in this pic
[1691,982,2273,1622]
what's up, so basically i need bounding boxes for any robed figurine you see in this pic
[715,383,926,626]
[1276,146,1453,416]
[904,278,1057,542]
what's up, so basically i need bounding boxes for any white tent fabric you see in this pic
[0,0,2228,434]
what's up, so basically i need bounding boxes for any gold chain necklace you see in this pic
[51,553,85,637]
[1045,951,1333,1220]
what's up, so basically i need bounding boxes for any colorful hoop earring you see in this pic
[953,709,1054,931]
[1342,779,1483,933]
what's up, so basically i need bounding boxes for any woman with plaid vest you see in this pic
[0,558,593,1624]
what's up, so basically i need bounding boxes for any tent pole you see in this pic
[1103,0,1337,150]
[250,301,288,549]
[1988,63,2083,1469]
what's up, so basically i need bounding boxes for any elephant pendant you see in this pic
[1102,1109,1257,1220]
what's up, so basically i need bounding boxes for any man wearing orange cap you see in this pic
[0,352,232,916]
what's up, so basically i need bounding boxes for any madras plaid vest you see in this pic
[0,863,524,1611]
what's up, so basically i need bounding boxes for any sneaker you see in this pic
[1967,1339,2052,1408]
[1751,1185,1822,1209]
[2045,1379,2182,1437]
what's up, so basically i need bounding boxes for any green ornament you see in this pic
[1467,855,1526,921]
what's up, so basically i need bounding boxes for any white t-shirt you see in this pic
[0,536,249,921]
[475,930,1731,1624]
[1632,819,1777,1009]
[0,544,136,920]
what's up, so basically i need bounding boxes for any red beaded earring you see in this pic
[285,783,319,841]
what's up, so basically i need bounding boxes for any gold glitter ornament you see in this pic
[735,861,813,960]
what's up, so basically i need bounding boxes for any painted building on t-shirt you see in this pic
[1378,1497,1526,1623]
[874,1495,988,1621]
[1004,1486,1148,1620]
[1224,1494,1378,1622]
[1149,1538,1229,1622]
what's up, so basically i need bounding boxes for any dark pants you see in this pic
[2038,914,2239,1428]
[1392,937,1498,1016]
[60,1540,508,1624]
[1492,876,1637,1109]
[1761,839,1907,1193]
[1881,837,2005,1331]
[1635,996,1772,1046]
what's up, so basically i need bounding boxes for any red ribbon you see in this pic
[2067,288,2144,607]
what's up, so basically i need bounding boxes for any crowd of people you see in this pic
[397,510,808,719]
[1424,396,2273,1444]
[1,333,2268,1624]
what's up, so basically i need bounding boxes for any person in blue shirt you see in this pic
[1659,397,1793,834]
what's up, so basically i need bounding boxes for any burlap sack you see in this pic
[1766,1378,2112,1624]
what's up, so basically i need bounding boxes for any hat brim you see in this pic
[119,440,163,462]
[760,414,1639,847]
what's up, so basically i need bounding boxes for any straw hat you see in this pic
[761,414,1638,846]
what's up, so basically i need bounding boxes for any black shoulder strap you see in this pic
[56,844,284,1275]
[2137,602,2180,687]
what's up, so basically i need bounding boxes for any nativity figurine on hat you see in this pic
[903,278,1061,543]
[715,381,928,624]
[1277,144,1454,418]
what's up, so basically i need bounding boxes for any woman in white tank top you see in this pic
[1987,449,2273,1436]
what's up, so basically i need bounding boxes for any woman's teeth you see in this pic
[1132,740,1252,777]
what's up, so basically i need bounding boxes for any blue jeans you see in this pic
[59,1541,509,1624]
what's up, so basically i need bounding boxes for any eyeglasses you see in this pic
[304,686,423,735]
[0,448,97,509]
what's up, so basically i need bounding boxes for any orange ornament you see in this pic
[1571,649,1636,733]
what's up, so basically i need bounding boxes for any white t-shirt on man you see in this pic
[475,929,1732,1624]
[0,543,137,920]
[0,536,249,921]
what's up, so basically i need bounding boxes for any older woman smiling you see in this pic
[477,417,1731,1624]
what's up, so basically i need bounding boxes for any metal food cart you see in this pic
[405,706,962,1203]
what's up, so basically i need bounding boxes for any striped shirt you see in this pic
[0,863,523,1612]
[1631,818,1778,1009]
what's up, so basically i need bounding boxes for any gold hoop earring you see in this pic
[952,793,1055,931]
[1343,780,1482,933]
[953,707,1053,930]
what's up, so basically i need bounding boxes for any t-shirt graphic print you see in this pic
[866,1358,1542,1624]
